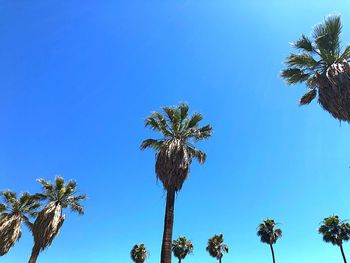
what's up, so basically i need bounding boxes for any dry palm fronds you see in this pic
[0,215,22,256]
[156,139,190,192]
[317,60,350,122]
[32,202,65,251]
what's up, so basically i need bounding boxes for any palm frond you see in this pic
[300,89,317,105]
[293,34,314,52]
[281,68,311,85]
[314,15,341,56]
[140,139,165,151]
[285,53,319,70]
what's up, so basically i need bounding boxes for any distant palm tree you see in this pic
[28,176,86,263]
[0,191,40,256]
[257,219,282,263]
[131,243,148,263]
[281,15,350,122]
[141,103,212,263]
[319,215,350,263]
[172,236,193,263]
[206,234,228,263]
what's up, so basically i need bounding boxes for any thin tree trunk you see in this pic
[270,244,275,263]
[340,244,347,263]
[219,257,222,263]
[160,189,175,263]
[28,244,40,263]
[178,259,181,263]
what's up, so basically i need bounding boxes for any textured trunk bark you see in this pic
[28,244,40,263]
[340,244,347,263]
[160,189,175,263]
[270,244,275,263]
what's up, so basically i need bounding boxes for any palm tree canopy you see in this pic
[130,243,148,263]
[206,234,229,260]
[281,15,350,105]
[141,103,212,191]
[257,219,282,245]
[0,191,40,226]
[319,215,350,246]
[172,236,194,260]
[0,191,40,256]
[36,176,86,214]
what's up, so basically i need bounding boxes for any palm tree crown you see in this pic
[130,243,148,263]
[319,215,350,246]
[0,191,40,256]
[206,234,228,262]
[172,236,193,262]
[281,15,350,121]
[141,103,212,192]
[257,219,282,245]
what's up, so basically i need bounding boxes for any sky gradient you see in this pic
[1,0,350,262]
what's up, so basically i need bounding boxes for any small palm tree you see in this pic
[0,191,40,256]
[319,215,350,263]
[28,176,86,263]
[172,236,193,263]
[281,15,350,122]
[130,243,148,263]
[141,103,212,263]
[257,219,282,263]
[206,234,228,263]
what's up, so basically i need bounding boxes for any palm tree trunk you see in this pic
[28,244,40,263]
[178,259,181,263]
[160,189,175,263]
[340,244,347,263]
[270,244,275,263]
[219,257,222,263]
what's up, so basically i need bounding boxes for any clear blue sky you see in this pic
[1,1,350,262]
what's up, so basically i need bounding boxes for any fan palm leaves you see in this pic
[131,244,148,263]
[257,219,282,263]
[28,176,86,263]
[281,15,350,122]
[0,191,40,256]
[319,215,350,263]
[141,103,212,263]
[206,234,228,263]
[172,236,193,263]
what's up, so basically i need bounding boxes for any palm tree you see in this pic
[257,219,282,263]
[172,236,193,263]
[206,234,228,263]
[130,243,148,263]
[28,176,86,263]
[141,103,212,263]
[319,215,350,263]
[0,191,40,256]
[281,15,350,122]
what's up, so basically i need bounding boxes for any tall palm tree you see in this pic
[141,103,212,263]
[206,234,228,263]
[0,191,40,256]
[130,243,148,263]
[28,176,86,263]
[257,219,282,263]
[281,15,350,122]
[172,236,193,263]
[319,215,350,263]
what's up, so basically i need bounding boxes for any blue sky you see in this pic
[1,0,350,262]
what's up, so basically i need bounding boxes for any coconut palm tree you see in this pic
[257,219,282,263]
[0,191,40,256]
[28,176,86,263]
[206,234,228,263]
[131,243,148,263]
[319,215,350,263]
[172,236,193,263]
[141,103,212,263]
[281,15,350,122]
